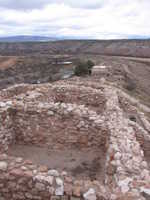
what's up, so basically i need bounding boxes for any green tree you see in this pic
[74,60,95,76]
[74,61,89,76]
[87,60,95,69]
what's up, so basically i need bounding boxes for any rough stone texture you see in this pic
[0,82,106,114]
[83,188,96,200]
[0,76,150,200]
[0,107,14,153]
[0,161,8,171]
[104,87,150,200]
[16,103,106,149]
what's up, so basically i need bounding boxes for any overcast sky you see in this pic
[0,0,150,39]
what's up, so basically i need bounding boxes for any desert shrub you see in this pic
[74,60,95,76]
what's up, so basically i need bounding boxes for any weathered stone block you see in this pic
[0,161,8,171]
[35,182,45,191]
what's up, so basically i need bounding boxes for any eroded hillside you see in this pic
[0,40,150,57]
[0,55,75,89]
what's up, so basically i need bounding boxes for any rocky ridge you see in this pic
[0,76,150,200]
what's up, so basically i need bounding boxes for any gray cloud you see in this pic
[0,0,150,39]
[0,0,51,10]
[0,0,104,10]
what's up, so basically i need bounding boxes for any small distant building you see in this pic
[92,65,111,77]
[52,60,72,65]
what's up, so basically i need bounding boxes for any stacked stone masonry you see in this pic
[0,76,149,200]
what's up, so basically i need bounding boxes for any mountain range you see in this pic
[0,35,60,42]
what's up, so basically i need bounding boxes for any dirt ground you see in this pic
[0,56,18,70]
[8,144,106,181]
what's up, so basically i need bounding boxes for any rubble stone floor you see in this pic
[8,144,106,181]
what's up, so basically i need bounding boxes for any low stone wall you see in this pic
[0,83,106,114]
[51,84,106,114]
[0,101,108,200]
[118,92,150,168]
[0,83,107,150]
[56,77,105,91]
[104,87,150,200]
[0,154,108,200]
[0,107,15,153]
[10,102,108,150]
[0,84,36,100]
[118,94,150,131]
[0,80,150,200]
[130,122,150,168]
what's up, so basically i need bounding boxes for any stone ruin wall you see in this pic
[1,151,63,200]
[131,122,150,169]
[0,98,109,200]
[104,87,150,200]
[0,107,16,153]
[118,92,150,170]
[0,83,107,150]
[0,82,150,200]
[11,102,108,150]
[0,153,108,200]
[0,83,106,114]
[0,84,36,99]
[50,85,106,114]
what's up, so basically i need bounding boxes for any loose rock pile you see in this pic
[0,76,150,200]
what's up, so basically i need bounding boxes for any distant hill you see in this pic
[0,39,150,57]
[0,35,60,42]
